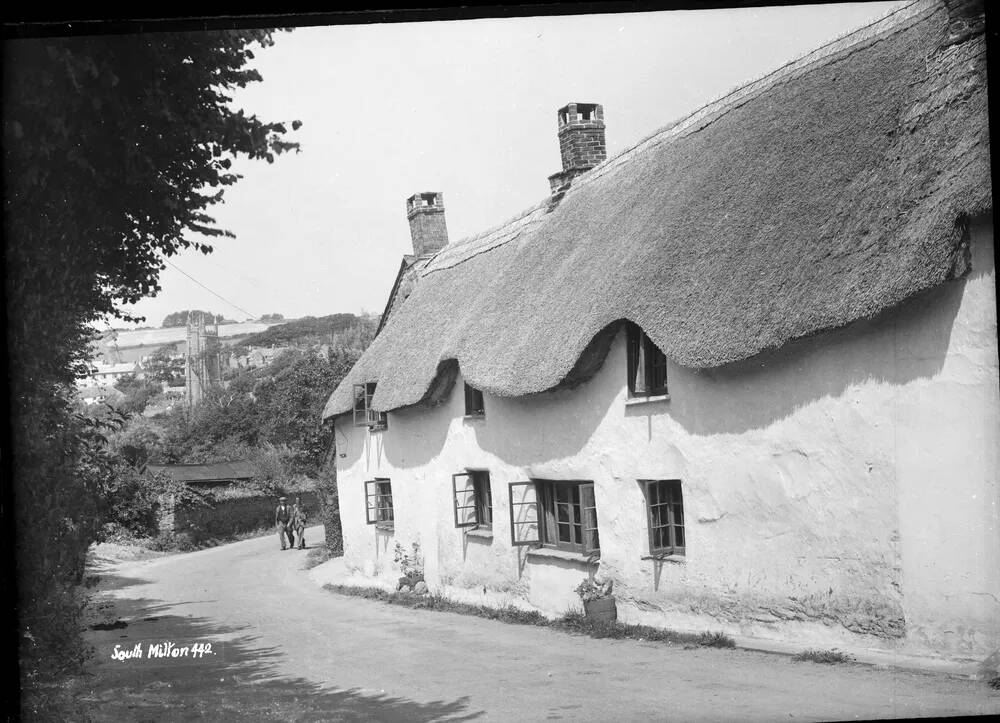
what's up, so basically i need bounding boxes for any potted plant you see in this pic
[394,541,425,592]
[576,576,616,622]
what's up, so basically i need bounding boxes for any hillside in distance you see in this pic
[229,313,379,353]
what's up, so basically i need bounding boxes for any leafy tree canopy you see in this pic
[4,29,300,684]
[6,30,300,388]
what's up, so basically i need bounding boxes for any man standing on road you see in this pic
[275,496,294,550]
[292,496,307,550]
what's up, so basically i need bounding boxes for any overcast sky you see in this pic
[120,1,904,328]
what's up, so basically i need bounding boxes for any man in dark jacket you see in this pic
[275,496,294,550]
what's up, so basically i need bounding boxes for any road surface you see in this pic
[73,527,999,721]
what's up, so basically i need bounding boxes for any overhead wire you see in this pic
[164,259,257,320]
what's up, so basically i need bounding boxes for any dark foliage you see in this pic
[141,343,185,385]
[162,310,222,328]
[4,29,299,685]
[113,373,163,416]
[159,347,358,476]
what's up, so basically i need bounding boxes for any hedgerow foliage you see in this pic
[4,29,298,684]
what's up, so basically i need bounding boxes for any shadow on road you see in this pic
[67,567,484,722]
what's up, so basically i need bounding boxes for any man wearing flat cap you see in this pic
[275,496,294,550]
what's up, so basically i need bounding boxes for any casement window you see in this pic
[626,322,668,397]
[464,383,485,417]
[509,480,599,557]
[452,470,492,530]
[353,382,387,429]
[364,478,394,529]
[642,480,685,556]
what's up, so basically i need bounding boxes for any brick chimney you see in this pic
[406,192,449,256]
[548,102,606,194]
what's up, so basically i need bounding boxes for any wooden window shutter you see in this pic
[364,479,378,524]
[581,483,600,557]
[452,472,478,528]
[508,481,541,547]
[642,480,658,554]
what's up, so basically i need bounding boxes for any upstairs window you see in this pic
[364,478,394,530]
[626,322,668,397]
[509,479,599,557]
[642,480,684,557]
[452,470,492,530]
[353,382,387,430]
[464,383,485,417]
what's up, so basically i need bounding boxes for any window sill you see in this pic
[462,414,485,421]
[526,547,599,565]
[625,393,670,406]
[642,553,686,563]
[465,527,493,540]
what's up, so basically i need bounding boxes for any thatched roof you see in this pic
[324,0,991,420]
[146,461,256,483]
[375,254,432,337]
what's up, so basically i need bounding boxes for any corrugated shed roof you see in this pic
[146,461,256,482]
[324,0,991,419]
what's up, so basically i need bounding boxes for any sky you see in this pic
[119,1,905,328]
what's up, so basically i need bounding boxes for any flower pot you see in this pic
[583,596,617,623]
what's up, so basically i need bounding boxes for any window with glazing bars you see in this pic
[353,382,387,429]
[508,479,599,557]
[626,322,668,397]
[642,479,684,556]
[364,478,394,529]
[452,470,492,529]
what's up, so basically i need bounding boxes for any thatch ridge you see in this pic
[323,0,991,419]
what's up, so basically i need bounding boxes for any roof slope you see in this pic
[324,0,991,420]
[147,461,256,482]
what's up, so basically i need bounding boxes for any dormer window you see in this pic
[353,382,387,430]
[464,382,485,417]
[626,322,668,397]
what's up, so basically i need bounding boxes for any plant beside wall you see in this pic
[394,542,425,593]
[576,577,616,623]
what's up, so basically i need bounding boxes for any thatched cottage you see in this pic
[322,0,997,661]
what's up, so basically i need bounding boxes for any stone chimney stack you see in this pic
[548,102,606,194]
[406,192,449,257]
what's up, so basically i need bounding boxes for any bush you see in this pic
[146,531,196,552]
[316,463,343,555]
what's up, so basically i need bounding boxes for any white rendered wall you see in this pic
[333,216,998,660]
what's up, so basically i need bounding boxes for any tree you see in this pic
[161,310,220,328]
[113,373,162,416]
[4,29,300,686]
[143,344,185,385]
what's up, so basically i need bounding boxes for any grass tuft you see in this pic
[323,584,550,626]
[324,584,736,650]
[793,648,855,664]
[304,544,336,570]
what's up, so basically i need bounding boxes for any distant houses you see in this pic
[322,0,997,662]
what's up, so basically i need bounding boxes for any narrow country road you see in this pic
[75,528,999,722]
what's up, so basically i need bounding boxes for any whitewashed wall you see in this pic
[333,216,998,660]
